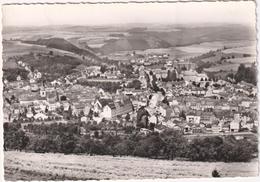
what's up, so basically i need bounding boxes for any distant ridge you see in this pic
[99,25,255,54]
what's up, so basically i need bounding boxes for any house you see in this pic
[47,101,60,111]
[192,127,202,134]
[72,102,91,116]
[202,100,215,110]
[101,98,133,119]
[241,120,254,131]
[233,113,241,123]
[3,108,11,122]
[181,70,208,82]
[211,124,221,133]
[61,101,70,111]
[221,122,230,132]
[230,121,240,132]
[140,128,152,135]
[183,124,193,134]
[34,113,48,120]
[200,112,216,125]
[175,61,196,71]
[93,98,114,113]
[148,115,157,124]
[186,114,201,124]
[240,100,252,108]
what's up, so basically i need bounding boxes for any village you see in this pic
[3,51,258,139]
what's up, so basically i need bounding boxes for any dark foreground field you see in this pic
[4,151,259,181]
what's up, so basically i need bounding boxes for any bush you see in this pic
[212,169,221,177]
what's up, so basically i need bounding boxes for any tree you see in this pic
[162,97,169,106]
[181,66,187,71]
[166,70,177,81]
[100,65,107,73]
[136,107,149,123]
[234,64,256,85]
[94,130,99,138]
[179,110,186,120]
[160,88,166,96]
[205,82,210,88]
[67,106,72,119]
[125,113,130,122]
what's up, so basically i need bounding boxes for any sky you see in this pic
[2,1,256,27]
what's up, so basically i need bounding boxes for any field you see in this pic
[113,40,256,61]
[203,63,253,72]
[4,151,259,181]
[3,41,80,59]
[223,45,256,55]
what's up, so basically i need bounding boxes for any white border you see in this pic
[0,0,259,182]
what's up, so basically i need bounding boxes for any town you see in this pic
[3,50,258,141]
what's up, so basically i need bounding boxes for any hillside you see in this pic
[100,33,171,54]
[5,151,258,181]
[22,38,102,62]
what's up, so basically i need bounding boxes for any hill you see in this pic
[100,33,171,54]
[22,38,102,62]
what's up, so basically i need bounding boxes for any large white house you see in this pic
[95,98,133,119]
[181,70,208,82]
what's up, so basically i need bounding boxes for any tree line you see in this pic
[4,122,257,162]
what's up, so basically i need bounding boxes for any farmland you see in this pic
[4,151,259,180]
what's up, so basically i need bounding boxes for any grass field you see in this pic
[203,63,253,72]
[4,151,258,181]
[223,46,256,55]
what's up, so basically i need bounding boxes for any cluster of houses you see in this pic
[17,60,42,83]
[73,64,122,80]
[130,53,170,66]
[3,51,258,137]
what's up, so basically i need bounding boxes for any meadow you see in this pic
[4,151,258,181]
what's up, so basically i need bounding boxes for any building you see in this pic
[200,112,216,125]
[186,114,201,124]
[174,60,196,71]
[230,121,240,132]
[101,98,133,119]
[181,70,208,82]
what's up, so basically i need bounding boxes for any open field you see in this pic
[223,45,256,55]
[228,57,256,64]
[3,41,82,59]
[204,63,252,72]
[114,40,256,60]
[4,151,258,181]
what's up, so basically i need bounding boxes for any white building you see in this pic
[181,70,208,82]
[186,115,201,124]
